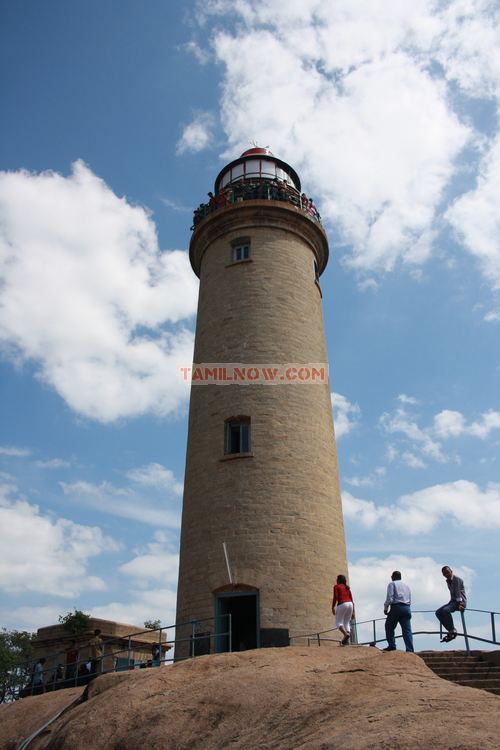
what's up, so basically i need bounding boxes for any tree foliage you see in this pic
[143,619,161,630]
[0,628,35,703]
[58,609,91,636]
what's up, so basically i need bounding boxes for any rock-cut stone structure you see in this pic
[175,148,348,657]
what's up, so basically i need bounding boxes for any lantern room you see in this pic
[214,147,301,194]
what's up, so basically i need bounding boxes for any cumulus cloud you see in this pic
[0,482,119,597]
[434,0,500,100]
[91,587,177,630]
[34,458,71,470]
[446,133,500,291]
[381,402,500,466]
[0,161,198,423]
[344,467,386,488]
[343,480,500,535]
[331,392,361,438]
[176,111,215,154]
[194,0,474,277]
[380,406,445,462]
[188,0,500,297]
[126,463,183,495]
[119,532,179,585]
[0,445,31,457]
[430,407,500,441]
[61,477,182,528]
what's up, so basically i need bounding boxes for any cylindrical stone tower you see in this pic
[175,148,347,656]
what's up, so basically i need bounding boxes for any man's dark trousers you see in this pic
[385,603,414,652]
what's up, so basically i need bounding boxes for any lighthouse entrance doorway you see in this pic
[215,591,259,653]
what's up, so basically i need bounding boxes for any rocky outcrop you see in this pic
[2,646,500,750]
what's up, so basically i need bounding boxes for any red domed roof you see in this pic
[240,147,274,157]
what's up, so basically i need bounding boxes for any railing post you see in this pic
[228,613,232,653]
[491,612,496,644]
[127,635,132,668]
[372,619,376,646]
[191,621,196,658]
[317,633,321,647]
[460,610,470,655]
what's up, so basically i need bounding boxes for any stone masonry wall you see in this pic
[175,202,348,656]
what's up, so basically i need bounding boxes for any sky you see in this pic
[0,0,499,651]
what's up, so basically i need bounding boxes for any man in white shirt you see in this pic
[382,570,414,652]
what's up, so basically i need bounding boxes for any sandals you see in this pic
[341,634,350,646]
[441,631,457,643]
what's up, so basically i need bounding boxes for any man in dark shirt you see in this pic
[435,565,467,642]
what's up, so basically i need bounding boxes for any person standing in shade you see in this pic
[31,657,46,695]
[332,574,355,646]
[383,570,414,652]
[436,565,467,642]
[65,639,78,683]
[89,629,103,676]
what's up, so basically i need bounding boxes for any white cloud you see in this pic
[342,491,381,528]
[193,1,500,297]
[434,0,500,100]
[126,463,183,495]
[343,480,500,535]
[60,478,182,528]
[0,482,119,597]
[0,604,63,632]
[344,467,385,488]
[381,403,500,466]
[397,394,419,405]
[401,451,426,469]
[119,533,179,585]
[0,161,198,423]
[331,392,361,438]
[91,588,177,630]
[160,196,191,213]
[446,133,500,291]
[201,1,472,276]
[183,40,211,66]
[433,408,500,439]
[484,309,500,322]
[34,458,71,470]
[0,445,31,457]
[433,409,466,439]
[176,112,215,155]
[380,407,445,461]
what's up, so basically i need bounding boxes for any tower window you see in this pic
[313,259,320,283]
[225,417,251,454]
[232,243,251,262]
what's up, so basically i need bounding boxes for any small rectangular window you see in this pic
[225,418,251,454]
[232,243,251,262]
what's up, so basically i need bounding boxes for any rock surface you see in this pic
[2,647,500,750]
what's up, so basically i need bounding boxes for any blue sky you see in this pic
[1,0,499,648]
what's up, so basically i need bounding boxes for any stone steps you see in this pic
[419,651,500,696]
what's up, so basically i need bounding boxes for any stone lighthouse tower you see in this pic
[175,148,347,656]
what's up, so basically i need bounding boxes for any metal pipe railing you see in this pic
[290,608,500,655]
[1,613,233,703]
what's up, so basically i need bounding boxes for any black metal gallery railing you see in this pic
[0,615,231,703]
[192,179,322,230]
[289,608,500,655]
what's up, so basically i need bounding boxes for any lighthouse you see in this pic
[175,148,348,656]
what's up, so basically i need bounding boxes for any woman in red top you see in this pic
[332,574,355,646]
